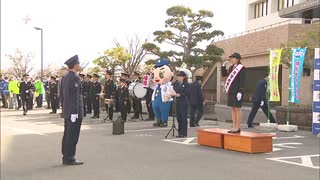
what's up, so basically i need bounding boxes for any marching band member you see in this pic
[118,78,129,122]
[19,74,33,115]
[131,71,142,119]
[103,70,116,121]
[79,73,87,117]
[86,74,93,114]
[89,73,101,119]
[49,76,59,114]
[221,53,246,133]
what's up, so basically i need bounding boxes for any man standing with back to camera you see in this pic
[61,55,84,165]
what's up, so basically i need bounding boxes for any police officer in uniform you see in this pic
[79,73,87,117]
[103,70,115,121]
[131,71,142,119]
[86,74,93,114]
[89,73,101,119]
[172,71,190,138]
[19,74,33,115]
[61,55,84,165]
[189,75,204,127]
[49,76,59,114]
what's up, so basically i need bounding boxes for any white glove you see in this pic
[25,90,29,93]
[222,60,228,67]
[236,93,242,101]
[71,114,78,123]
[260,101,264,106]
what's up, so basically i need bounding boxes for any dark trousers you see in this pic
[46,92,51,108]
[92,96,99,117]
[247,102,276,125]
[87,97,92,113]
[16,94,22,108]
[146,99,154,119]
[132,98,142,118]
[27,94,33,110]
[190,104,203,126]
[83,97,87,117]
[1,93,6,107]
[105,103,114,120]
[62,117,82,162]
[50,96,58,113]
[126,99,131,114]
[120,102,127,121]
[36,94,43,108]
[176,100,188,136]
[21,95,28,114]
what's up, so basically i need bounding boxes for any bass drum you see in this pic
[128,82,147,98]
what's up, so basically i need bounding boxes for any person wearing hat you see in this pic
[89,73,102,119]
[19,74,33,115]
[61,55,84,165]
[118,78,129,122]
[189,75,204,127]
[49,76,58,114]
[79,73,87,117]
[171,71,190,138]
[103,70,116,121]
[131,71,142,119]
[144,71,155,121]
[247,73,276,127]
[221,52,246,133]
[85,74,93,114]
[44,76,51,109]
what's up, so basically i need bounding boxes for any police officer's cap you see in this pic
[229,52,241,60]
[93,73,100,78]
[64,55,80,67]
[119,78,126,83]
[79,73,85,77]
[50,76,56,80]
[154,58,169,67]
[105,70,113,75]
[177,71,187,77]
[23,74,29,77]
[87,74,92,78]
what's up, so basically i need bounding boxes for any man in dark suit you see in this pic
[79,73,87,117]
[49,76,58,114]
[189,75,204,127]
[89,73,101,119]
[103,70,115,121]
[247,73,276,127]
[131,71,142,119]
[19,74,33,115]
[61,55,84,165]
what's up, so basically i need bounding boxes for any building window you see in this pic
[278,0,295,11]
[254,0,268,19]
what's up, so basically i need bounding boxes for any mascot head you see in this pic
[151,58,173,85]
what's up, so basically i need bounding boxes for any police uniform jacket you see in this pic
[62,71,84,119]
[104,79,115,99]
[173,81,190,102]
[189,80,204,106]
[50,82,58,99]
[252,79,267,104]
[89,81,102,99]
[118,86,129,104]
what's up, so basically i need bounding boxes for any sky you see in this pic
[1,0,246,73]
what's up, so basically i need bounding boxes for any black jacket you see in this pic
[252,79,267,103]
[221,64,246,95]
[50,82,58,98]
[89,81,102,99]
[189,80,204,106]
[104,79,115,99]
[118,86,129,104]
[19,81,33,97]
[173,81,190,102]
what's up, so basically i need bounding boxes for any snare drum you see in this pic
[128,82,147,98]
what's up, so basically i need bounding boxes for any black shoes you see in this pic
[130,116,139,120]
[160,122,168,127]
[176,135,187,138]
[247,124,254,128]
[63,159,84,166]
[49,112,56,114]
[227,129,241,133]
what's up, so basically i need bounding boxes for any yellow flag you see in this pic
[269,49,282,101]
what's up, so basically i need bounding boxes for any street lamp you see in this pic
[34,27,43,82]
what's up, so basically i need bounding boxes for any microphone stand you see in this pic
[165,96,179,138]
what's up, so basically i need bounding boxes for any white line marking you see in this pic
[163,137,198,145]
[267,155,319,169]
[4,126,48,136]
[125,126,217,133]
[273,135,305,140]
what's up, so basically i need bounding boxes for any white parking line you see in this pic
[267,154,320,169]
[3,126,48,136]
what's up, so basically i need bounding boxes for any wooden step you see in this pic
[197,128,275,154]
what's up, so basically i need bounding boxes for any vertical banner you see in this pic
[313,48,320,135]
[289,48,306,103]
[269,49,282,101]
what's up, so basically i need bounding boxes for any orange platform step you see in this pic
[197,128,274,154]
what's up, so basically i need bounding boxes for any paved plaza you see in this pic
[1,107,319,180]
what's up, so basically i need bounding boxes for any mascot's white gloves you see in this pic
[260,101,264,106]
[71,114,78,123]
[236,93,242,101]
[222,60,228,67]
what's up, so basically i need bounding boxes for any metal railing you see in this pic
[213,18,318,42]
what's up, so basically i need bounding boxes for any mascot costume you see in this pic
[151,58,174,127]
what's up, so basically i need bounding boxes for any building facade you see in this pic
[202,0,319,107]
